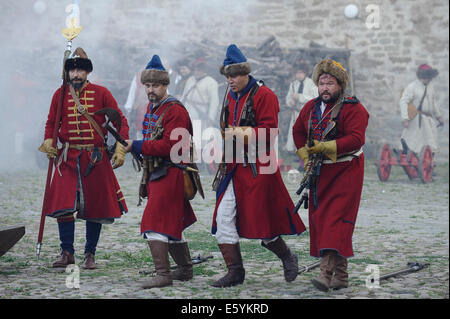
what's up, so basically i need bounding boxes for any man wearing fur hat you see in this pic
[211,44,307,288]
[39,47,129,269]
[399,64,444,155]
[124,55,197,289]
[181,57,220,129]
[285,61,318,153]
[292,59,369,292]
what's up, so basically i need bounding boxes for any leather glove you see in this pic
[38,138,58,159]
[111,142,126,169]
[307,140,337,163]
[296,146,309,168]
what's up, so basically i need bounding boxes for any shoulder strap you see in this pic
[149,102,174,140]
[239,80,264,126]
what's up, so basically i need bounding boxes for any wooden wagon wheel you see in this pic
[418,145,434,183]
[377,144,392,182]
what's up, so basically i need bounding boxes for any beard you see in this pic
[148,92,164,103]
[70,78,85,90]
[319,90,341,104]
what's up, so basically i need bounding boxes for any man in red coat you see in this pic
[211,44,307,288]
[124,55,197,289]
[39,48,129,269]
[292,59,369,291]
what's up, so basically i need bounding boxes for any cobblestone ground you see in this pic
[0,159,448,299]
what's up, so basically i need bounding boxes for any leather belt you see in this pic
[56,142,105,177]
[67,144,105,151]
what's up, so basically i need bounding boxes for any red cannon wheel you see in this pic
[401,151,419,180]
[418,146,434,183]
[377,144,392,181]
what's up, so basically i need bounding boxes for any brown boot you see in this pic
[311,250,338,292]
[261,237,298,282]
[211,243,245,288]
[52,250,75,268]
[168,242,193,281]
[329,254,348,290]
[142,241,173,289]
[83,252,96,270]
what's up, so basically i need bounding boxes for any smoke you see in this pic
[0,0,257,172]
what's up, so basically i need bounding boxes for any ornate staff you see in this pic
[36,9,82,259]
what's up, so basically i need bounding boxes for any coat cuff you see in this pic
[132,140,143,155]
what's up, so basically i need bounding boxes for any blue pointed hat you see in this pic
[141,54,170,85]
[220,44,251,76]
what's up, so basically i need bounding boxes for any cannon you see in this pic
[375,141,434,183]
[0,225,25,257]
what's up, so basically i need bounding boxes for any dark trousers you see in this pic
[58,220,102,255]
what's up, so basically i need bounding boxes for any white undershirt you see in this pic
[320,101,326,115]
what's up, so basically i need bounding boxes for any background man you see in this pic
[39,47,129,270]
[211,44,306,288]
[124,55,197,289]
[399,63,444,156]
[285,61,317,153]
[181,57,220,129]
[123,70,151,139]
[173,58,192,100]
[293,59,369,292]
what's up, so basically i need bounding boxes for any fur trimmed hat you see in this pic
[312,59,349,91]
[220,44,251,77]
[141,55,170,85]
[416,64,438,79]
[64,47,93,73]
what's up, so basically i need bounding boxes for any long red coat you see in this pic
[133,98,196,240]
[43,82,129,221]
[212,76,306,239]
[292,96,369,257]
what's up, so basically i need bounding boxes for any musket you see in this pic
[372,262,430,283]
[36,13,82,259]
[293,117,337,214]
[293,119,316,213]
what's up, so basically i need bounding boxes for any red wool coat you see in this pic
[135,99,196,240]
[43,82,129,221]
[292,97,369,257]
[212,77,306,239]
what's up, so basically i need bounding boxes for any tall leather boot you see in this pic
[211,243,245,288]
[142,241,173,289]
[311,250,338,292]
[261,237,298,282]
[168,242,193,281]
[329,254,348,290]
